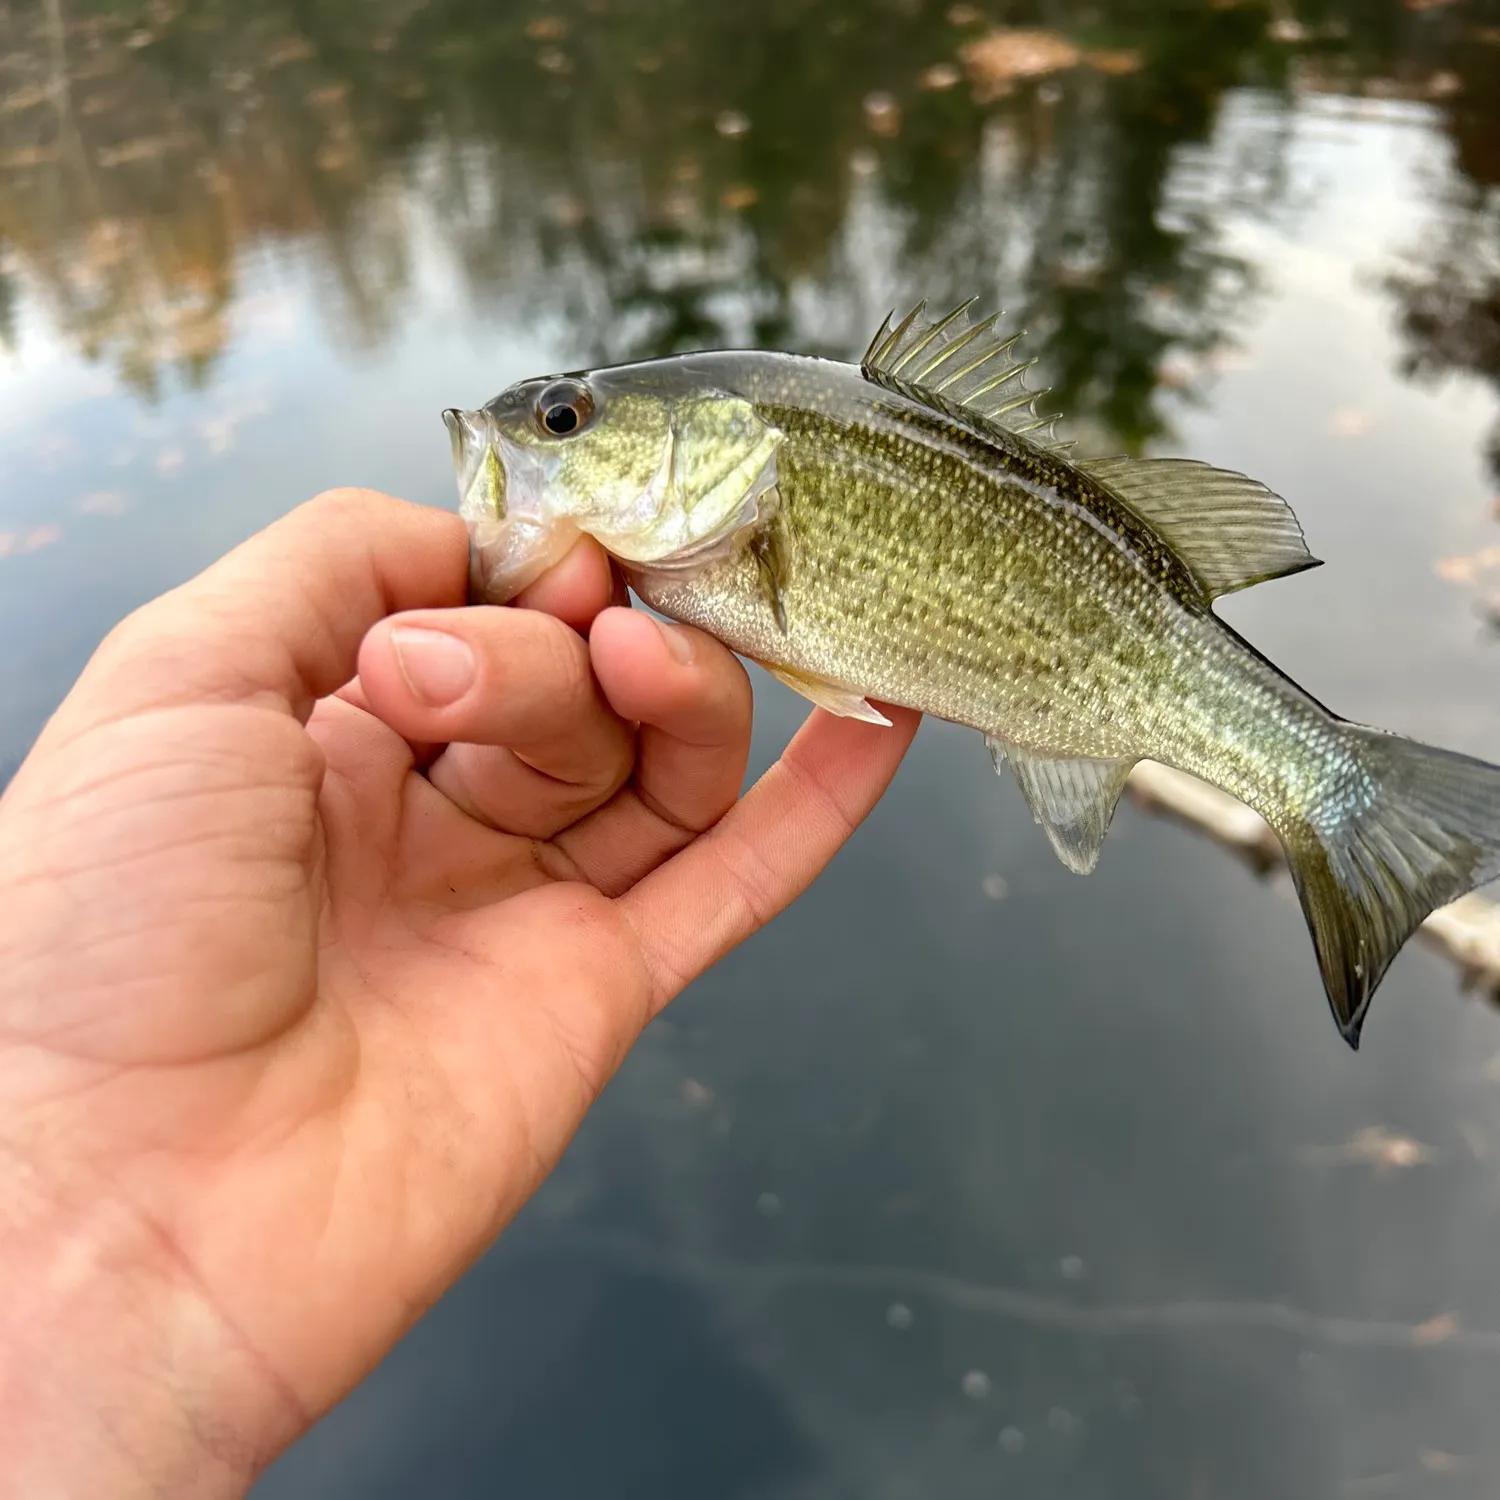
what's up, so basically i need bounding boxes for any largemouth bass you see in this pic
[443,300,1500,1048]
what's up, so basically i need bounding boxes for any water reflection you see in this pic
[4,0,1494,443]
[6,1,1500,1496]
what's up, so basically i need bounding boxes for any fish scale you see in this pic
[447,300,1500,1048]
[644,375,1256,766]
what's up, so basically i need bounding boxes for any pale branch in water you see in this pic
[542,1231,1500,1354]
[1125,763,1500,1005]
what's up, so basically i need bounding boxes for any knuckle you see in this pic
[303,486,403,524]
[708,827,784,932]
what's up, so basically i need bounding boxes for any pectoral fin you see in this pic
[764,664,893,726]
[988,737,1135,874]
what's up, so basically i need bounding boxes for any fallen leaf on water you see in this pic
[1156,353,1198,388]
[1207,345,1254,372]
[863,91,902,137]
[1297,1125,1437,1171]
[1419,1449,1469,1473]
[267,34,314,66]
[97,136,182,168]
[1410,1312,1459,1345]
[546,194,585,227]
[920,62,961,90]
[721,184,758,210]
[680,1078,713,1108]
[0,83,55,113]
[76,490,130,516]
[1084,48,1144,75]
[0,525,63,561]
[1433,545,1500,585]
[960,29,1081,101]
[0,145,59,169]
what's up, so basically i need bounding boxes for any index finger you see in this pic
[49,489,468,738]
[617,704,920,1014]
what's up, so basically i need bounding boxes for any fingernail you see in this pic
[392,627,476,706]
[656,619,695,665]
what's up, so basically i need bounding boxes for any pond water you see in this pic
[5,1,1500,1494]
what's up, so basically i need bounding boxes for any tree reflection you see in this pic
[0,0,1496,454]
[1382,17,1500,490]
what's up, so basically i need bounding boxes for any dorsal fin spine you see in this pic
[893,300,969,373]
[861,299,1065,452]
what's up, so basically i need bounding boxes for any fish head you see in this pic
[445,360,783,603]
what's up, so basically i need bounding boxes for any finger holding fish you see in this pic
[508,532,626,632]
[357,605,634,837]
[619,703,920,1015]
[554,608,755,894]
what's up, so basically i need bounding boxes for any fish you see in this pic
[442,299,1500,1049]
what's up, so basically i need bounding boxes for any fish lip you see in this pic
[445,406,576,602]
[443,407,501,522]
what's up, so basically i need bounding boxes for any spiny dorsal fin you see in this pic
[987,737,1135,875]
[1077,455,1322,600]
[862,299,1069,451]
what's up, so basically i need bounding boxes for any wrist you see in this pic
[0,1145,301,1498]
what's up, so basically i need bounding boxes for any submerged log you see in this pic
[1124,762,1500,1005]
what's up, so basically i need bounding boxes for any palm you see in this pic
[0,492,916,1486]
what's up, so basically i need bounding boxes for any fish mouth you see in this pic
[443,407,503,523]
[442,405,577,604]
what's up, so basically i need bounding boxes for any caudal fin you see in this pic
[1284,725,1500,1048]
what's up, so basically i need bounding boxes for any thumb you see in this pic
[41,489,469,745]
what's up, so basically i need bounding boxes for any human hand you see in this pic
[0,490,918,1497]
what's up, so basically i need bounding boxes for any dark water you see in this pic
[6,1,1500,1493]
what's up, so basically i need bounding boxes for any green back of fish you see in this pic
[633,349,1256,767]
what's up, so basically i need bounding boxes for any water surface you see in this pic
[5,2,1500,1494]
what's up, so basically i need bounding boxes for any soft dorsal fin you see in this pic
[862,299,1071,451]
[986,737,1135,875]
[1077,455,1322,600]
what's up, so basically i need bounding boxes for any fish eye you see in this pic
[535,379,595,438]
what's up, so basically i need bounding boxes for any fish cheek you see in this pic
[558,395,674,535]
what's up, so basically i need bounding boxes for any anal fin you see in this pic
[764,664,892,726]
[989,738,1135,874]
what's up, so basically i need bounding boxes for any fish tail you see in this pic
[1281,724,1500,1049]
